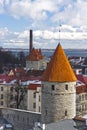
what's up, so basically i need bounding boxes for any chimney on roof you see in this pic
[29,29,33,54]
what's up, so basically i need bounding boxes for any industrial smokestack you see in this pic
[29,29,33,54]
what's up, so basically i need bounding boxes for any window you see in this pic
[82,105,84,111]
[10,95,13,100]
[79,106,82,112]
[51,85,55,90]
[42,84,44,90]
[1,94,3,99]
[85,94,87,100]
[45,109,47,116]
[82,94,84,101]
[17,115,19,121]
[23,117,24,122]
[65,109,67,116]
[10,87,13,92]
[33,93,36,98]
[1,87,3,91]
[7,114,9,118]
[39,106,41,112]
[86,104,87,110]
[1,101,3,105]
[27,117,29,124]
[65,84,68,90]
[13,115,15,120]
[85,68,87,75]
[39,96,40,102]
[79,95,81,101]
[33,103,36,108]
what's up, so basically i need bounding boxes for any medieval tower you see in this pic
[41,43,77,124]
[26,30,47,71]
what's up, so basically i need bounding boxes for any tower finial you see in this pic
[59,22,62,44]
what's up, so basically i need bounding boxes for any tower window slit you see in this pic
[65,109,67,116]
[65,84,68,90]
[51,85,55,90]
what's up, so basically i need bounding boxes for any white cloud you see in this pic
[0,1,4,13]
[1,0,87,49]
[0,27,9,38]
[1,0,87,27]
[18,30,29,39]
[50,0,87,27]
[5,0,57,20]
[1,26,87,49]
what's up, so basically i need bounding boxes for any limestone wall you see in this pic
[41,81,76,124]
[26,60,46,71]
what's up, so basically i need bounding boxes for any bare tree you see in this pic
[15,81,27,109]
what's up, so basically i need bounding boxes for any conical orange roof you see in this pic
[42,43,77,82]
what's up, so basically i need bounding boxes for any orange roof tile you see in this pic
[42,43,77,82]
[26,48,43,61]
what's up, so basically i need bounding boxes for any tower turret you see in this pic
[41,43,77,124]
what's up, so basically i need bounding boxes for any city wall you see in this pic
[0,107,41,130]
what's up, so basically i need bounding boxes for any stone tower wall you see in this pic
[41,81,76,124]
[26,61,40,70]
[26,60,45,70]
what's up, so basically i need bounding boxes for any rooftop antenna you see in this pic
[59,22,62,43]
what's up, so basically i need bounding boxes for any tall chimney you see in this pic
[29,29,33,54]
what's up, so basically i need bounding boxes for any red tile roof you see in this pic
[76,74,87,85]
[8,68,26,77]
[76,85,87,94]
[42,43,77,82]
[0,74,16,83]
[74,116,85,121]
[28,84,41,90]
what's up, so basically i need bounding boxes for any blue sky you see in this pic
[0,0,87,49]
